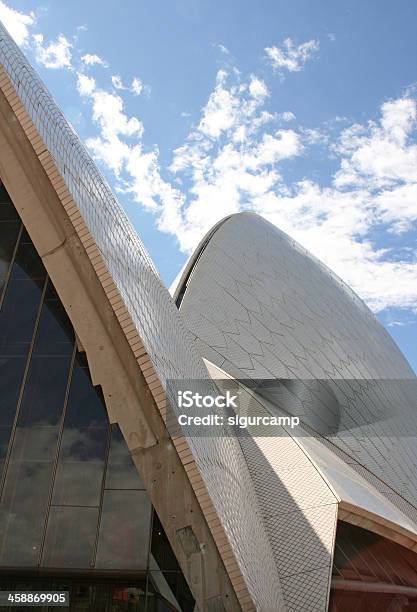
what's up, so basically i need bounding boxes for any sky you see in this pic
[0,0,416,373]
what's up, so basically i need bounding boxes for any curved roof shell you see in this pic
[176,212,417,609]
[174,212,414,381]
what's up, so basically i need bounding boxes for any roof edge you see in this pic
[172,211,260,307]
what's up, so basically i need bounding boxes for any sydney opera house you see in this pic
[0,18,416,612]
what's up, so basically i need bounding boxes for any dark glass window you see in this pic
[0,426,11,465]
[52,356,109,508]
[0,356,27,482]
[0,281,76,565]
[42,506,99,568]
[105,424,144,490]
[95,490,152,570]
[11,424,61,462]
[149,570,182,611]
[70,583,109,612]
[0,356,27,426]
[18,287,74,428]
[109,585,147,611]
[0,459,54,566]
[151,514,195,611]
[0,184,20,300]
[0,184,19,218]
[63,360,108,428]
[53,426,108,507]
[33,283,74,356]
[0,189,193,610]
[11,240,46,282]
[0,221,20,290]
[17,354,72,427]
[0,270,44,356]
[151,513,179,572]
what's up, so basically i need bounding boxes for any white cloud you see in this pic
[164,70,303,251]
[33,33,72,69]
[88,87,143,137]
[216,43,229,54]
[280,111,296,122]
[0,1,35,46]
[265,37,319,74]
[375,183,417,233]
[76,68,300,254]
[387,319,414,327]
[249,180,417,313]
[335,98,417,189]
[111,74,125,90]
[111,74,145,96]
[72,54,417,316]
[77,73,95,96]
[131,77,143,95]
[77,72,143,174]
[198,69,239,138]
[249,76,269,99]
[81,53,106,66]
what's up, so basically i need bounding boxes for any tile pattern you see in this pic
[281,567,333,612]
[238,432,338,611]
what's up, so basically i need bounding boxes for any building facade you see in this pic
[0,184,194,611]
[0,17,417,612]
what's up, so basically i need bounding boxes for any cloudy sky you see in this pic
[0,0,416,372]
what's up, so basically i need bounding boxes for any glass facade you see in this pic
[0,184,194,611]
[330,520,417,611]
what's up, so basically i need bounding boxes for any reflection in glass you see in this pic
[33,284,74,356]
[110,585,147,611]
[42,506,99,568]
[0,243,72,565]
[11,425,59,462]
[17,355,72,426]
[64,361,108,428]
[53,426,108,507]
[0,220,20,293]
[0,184,20,300]
[0,274,44,355]
[96,490,152,569]
[52,355,109,507]
[106,424,144,490]
[18,286,74,428]
[0,460,54,566]
[12,242,46,282]
[70,584,97,611]
[0,356,27,426]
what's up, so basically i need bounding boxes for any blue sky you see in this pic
[1,0,417,373]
